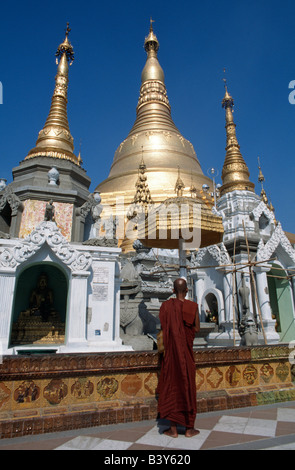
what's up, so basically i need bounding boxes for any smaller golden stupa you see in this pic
[25,23,80,166]
[220,83,255,196]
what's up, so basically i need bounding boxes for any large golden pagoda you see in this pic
[96,21,223,250]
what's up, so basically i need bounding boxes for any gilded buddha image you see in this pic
[11,272,65,345]
[29,273,55,322]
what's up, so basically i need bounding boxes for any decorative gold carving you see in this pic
[127,156,153,221]
[137,80,170,111]
[37,127,74,143]
[44,379,68,405]
[144,373,158,395]
[276,363,290,382]
[97,377,119,398]
[130,134,139,145]
[196,369,205,390]
[243,365,258,385]
[177,134,185,147]
[14,381,40,404]
[71,378,94,399]
[11,317,65,345]
[174,167,185,197]
[206,367,223,389]
[0,383,11,408]
[225,365,241,387]
[260,363,274,383]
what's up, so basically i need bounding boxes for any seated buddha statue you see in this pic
[28,273,56,322]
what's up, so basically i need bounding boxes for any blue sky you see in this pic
[0,0,295,233]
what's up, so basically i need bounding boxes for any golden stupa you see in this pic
[220,84,255,196]
[96,21,224,250]
[25,24,81,166]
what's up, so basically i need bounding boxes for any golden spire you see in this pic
[220,75,255,196]
[25,23,80,165]
[127,151,153,220]
[141,18,164,82]
[258,156,268,204]
[257,157,277,224]
[175,166,185,197]
[132,18,175,132]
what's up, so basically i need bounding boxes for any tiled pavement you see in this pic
[1,401,295,451]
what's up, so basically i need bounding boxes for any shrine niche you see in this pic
[10,264,67,346]
[204,292,219,325]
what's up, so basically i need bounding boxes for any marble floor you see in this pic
[1,401,295,451]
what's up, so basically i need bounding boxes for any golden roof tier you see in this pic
[95,21,214,203]
[137,195,224,250]
[25,23,80,166]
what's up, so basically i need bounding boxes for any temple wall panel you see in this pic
[0,346,295,438]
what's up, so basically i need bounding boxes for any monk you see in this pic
[157,278,200,438]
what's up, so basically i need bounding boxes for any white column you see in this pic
[114,260,122,343]
[254,266,272,320]
[206,268,240,346]
[65,271,90,348]
[0,272,16,352]
[222,270,232,324]
[221,268,240,345]
[194,270,206,321]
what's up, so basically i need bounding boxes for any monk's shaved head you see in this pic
[173,278,187,294]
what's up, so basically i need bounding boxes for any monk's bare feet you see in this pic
[164,425,178,438]
[185,428,200,437]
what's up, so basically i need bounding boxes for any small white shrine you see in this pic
[0,222,131,354]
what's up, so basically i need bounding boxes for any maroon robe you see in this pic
[157,298,199,428]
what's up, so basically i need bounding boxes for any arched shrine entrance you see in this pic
[10,263,68,346]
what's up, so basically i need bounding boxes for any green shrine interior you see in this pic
[10,264,67,346]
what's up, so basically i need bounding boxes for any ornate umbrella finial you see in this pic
[150,17,155,31]
[55,22,74,65]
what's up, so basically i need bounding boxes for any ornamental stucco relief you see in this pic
[0,221,92,272]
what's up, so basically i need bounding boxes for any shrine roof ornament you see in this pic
[0,222,92,272]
